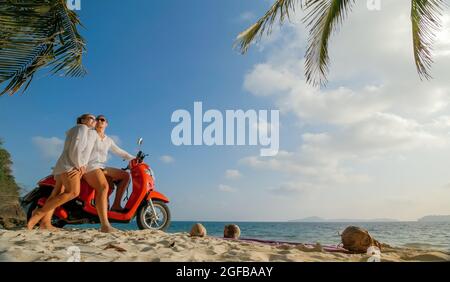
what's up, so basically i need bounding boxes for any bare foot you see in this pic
[100,225,119,233]
[27,208,46,230]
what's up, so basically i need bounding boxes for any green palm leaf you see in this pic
[411,0,445,80]
[303,0,355,87]
[235,0,355,86]
[0,0,86,96]
[235,0,306,53]
[237,0,446,87]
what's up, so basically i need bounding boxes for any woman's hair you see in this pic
[77,113,94,125]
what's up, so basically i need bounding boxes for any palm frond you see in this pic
[0,0,86,96]
[303,0,355,87]
[235,0,306,53]
[411,0,445,80]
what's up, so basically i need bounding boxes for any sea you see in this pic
[77,221,450,252]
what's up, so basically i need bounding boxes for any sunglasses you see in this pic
[97,118,107,122]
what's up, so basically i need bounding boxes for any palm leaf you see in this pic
[235,0,355,87]
[235,0,306,53]
[0,0,86,96]
[411,0,445,80]
[303,0,355,87]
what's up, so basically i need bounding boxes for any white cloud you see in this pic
[241,148,371,185]
[237,11,255,22]
[434,15,450,58]
[244,2,450,124]
[225,169,242,180]
[244,63,299,97]
[32,136,64,160]
[268,182,313,197]
[246,67,392,125]
[241,111,447,184]
[218,184,237,193]
[159,155,175,164]
[239,1,450,218]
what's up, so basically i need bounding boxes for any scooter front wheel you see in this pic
[136,200,171,231]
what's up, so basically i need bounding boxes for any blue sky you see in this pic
[2,1,450,221]
[0,0,298,221]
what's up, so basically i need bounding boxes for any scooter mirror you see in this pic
[137,137,143,146]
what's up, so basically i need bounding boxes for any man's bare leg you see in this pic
[83,169,118,233]
[105,167,130,212]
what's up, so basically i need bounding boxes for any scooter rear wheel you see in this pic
[136,200,171,231]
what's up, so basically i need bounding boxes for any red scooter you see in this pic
[22,140,171,231]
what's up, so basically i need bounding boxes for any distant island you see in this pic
[288,216,398,223]
[417,215,450,222]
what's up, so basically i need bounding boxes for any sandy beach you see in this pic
[0,228,448,262]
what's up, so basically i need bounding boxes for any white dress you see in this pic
[86,134,135,173]
[52,125,97,176]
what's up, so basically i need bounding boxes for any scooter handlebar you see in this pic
[122,159,136,170]
[122,152,148,170]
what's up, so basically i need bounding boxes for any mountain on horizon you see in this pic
[417,215,450,222]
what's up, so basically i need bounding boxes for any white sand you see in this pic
[0,228,448,262]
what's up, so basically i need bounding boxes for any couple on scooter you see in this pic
[27,114,134,233]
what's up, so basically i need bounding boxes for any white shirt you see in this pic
[86,134,135,172]
[52,125,97,176]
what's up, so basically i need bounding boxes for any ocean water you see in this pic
[78,221,450,252]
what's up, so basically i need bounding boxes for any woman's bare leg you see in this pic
[104,167,131,211]
[39,176,65,230]
[82,169,117,233]
[27,170,81,230]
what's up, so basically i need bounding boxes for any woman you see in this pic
[82,115,134,232]
[27,114,97,230]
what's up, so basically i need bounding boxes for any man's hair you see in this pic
[96,114,107,121]
[77,113,94,125]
